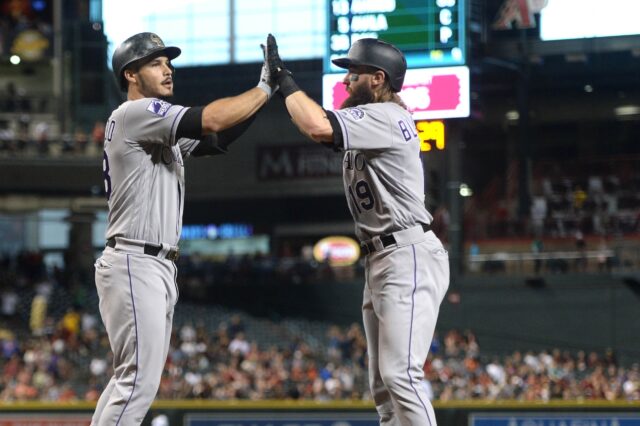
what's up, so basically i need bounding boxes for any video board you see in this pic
[326,0,466,72]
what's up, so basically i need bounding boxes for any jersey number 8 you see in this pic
[102,152,112,201]
[102,120,116,200]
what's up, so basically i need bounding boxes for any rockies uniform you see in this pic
[267,35,450,425]
[93,31,274,425]
[92,98,195,425]
[328,102,450,425]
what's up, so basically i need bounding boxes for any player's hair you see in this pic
[123,52,168,80]
[123,61,142,78]
[374,79,407,110]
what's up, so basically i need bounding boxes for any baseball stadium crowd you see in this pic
[0,114,105,158]
[1,308,639,403]
[1,251,640,403]
[462,159,640,241]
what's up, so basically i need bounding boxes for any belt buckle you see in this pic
[167,249,179,261]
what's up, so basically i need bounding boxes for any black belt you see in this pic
[106,238,180,261]
[360,223,431,255]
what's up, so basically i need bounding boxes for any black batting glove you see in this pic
[266,33,300,98]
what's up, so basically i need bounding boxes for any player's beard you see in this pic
[139,75,172,100]
[341,84,375,108]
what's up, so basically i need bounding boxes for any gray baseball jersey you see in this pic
[93,97,199,426]
[103,98,200,245]
[329,102,432,241]
[328,101,448,426]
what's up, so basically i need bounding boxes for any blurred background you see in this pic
[0,0,640,425]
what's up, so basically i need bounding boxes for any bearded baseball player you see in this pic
[266,34,450,425]
[92,32,276,425]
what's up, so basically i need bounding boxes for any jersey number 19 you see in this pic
[344,151,375,214]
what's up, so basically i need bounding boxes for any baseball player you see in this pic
[265,35,450,425]
[92,32,276,425]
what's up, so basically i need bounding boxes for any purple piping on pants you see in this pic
[407,245,433,426]
[116,254,140,425]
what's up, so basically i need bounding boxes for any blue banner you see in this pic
[471,413,640,426]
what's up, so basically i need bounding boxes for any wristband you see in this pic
[276,69,301,98]
[257,81,272,98]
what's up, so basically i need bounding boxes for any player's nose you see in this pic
[342,73,351,87]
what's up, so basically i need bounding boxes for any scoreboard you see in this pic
[325,0,466,73]
[323,0,470,120]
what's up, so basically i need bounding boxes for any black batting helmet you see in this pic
[111,32,181,92]
[332,38,407,92]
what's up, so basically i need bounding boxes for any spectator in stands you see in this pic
[91,120,105,148]
[573,185,588,211]
[531,238,544,275]
[0,285,19,324]
[530,195,548,237]
[33,120,50,155]
[596,237,612,272]
[227,313,246,338]
[326,325,344,361]
[59,306,81,341]
[592,204,608,235]
[432,205,450,242]
[29,293,47,336]
[574,229,587,271]
[468,241,480,272]
[0,120,15,152]
[73,128,88,154]
[228,331,251,356]
[80,307,98,333]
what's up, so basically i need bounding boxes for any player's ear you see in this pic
[123,69,137,87]
[371,70,386,88]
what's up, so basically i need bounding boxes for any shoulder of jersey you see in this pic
[338,103,403,122]
[123,98,173,117]
[337,106,369,121]
[384,102,412,119]
[143,98,173,117]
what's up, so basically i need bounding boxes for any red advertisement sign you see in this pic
[323,66,470,120]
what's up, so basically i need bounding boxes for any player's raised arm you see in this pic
[284,91,334,143]
[200,89,267,134]
[264,35,448,426]
[265,34,334,144]
[96,32,279,425]
[200,43,278,134]
[171,40,279,156]
[114,33,277,152]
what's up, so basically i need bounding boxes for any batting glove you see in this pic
[266,33,300,98]
[258,39,279,98]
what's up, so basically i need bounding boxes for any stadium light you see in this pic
[505,110,519,121]
[614,105,640,117]
[459,183,473,197]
